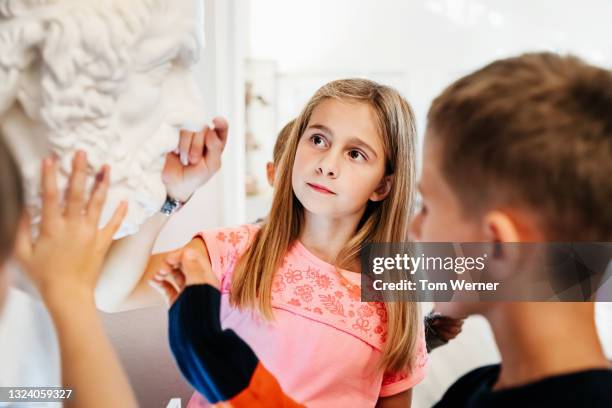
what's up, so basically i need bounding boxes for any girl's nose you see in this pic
[316,152,340,178]
[316,166,336,178]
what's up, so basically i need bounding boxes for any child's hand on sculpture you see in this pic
[149,241,220,306]
[16,151,127,303]
[162,117,229,203]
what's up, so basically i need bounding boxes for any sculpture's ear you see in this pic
[0,20,46,115]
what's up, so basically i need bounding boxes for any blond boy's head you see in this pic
[410,53,612,316]
[412,52,612,244]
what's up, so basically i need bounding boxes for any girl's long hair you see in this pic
[231,79,420,373]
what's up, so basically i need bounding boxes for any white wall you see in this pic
[248,0,612,144]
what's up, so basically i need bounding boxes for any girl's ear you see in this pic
[370,174,393,202]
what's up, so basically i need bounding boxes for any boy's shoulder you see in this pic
[434,364,612,408]
[433,364,499,407]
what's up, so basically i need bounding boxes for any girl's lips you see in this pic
[307,182,335,195]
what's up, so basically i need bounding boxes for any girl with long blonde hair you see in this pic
[101,78,428,407]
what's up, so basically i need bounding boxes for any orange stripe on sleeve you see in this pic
[228,363,305,408]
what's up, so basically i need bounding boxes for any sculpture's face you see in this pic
[0,0,207,237]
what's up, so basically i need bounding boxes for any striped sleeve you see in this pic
[168,284,303,407]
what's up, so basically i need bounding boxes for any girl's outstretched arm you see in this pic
[95,118,228,312]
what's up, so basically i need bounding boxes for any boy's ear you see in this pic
[483,211,521,243]
[370,174,394,202]
[483,209,544,244]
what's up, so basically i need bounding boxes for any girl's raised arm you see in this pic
[94,118,228,312]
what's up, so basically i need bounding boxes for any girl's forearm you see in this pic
[46,294,138,408]
[95,213,169,312]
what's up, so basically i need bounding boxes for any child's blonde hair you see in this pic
[232,78,420,372]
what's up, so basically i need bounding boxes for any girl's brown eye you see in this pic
[310,134,326,147]
[348,149,366,161]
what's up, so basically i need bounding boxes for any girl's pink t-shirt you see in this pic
[187,224,428,407]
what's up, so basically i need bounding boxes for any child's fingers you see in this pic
[165,247,188,269]
[154,266,178,285]
[211,117,229,146]
[99,201,128,246]
[440,325,462,335]
[189,126,207,165]
[178,130,194,167]
[149,279,178,306]
[158,262,172,275]
[437,322,463,334]
[204,120,228,171]
[432,324,462,337]
[40,157,60,226]
[171,269,186,290]
[437,327,462,341]
[86,165,110,224]
[152,269,183,297]
[432,316,464,327]
[65,150,89,217]
[205,126,223,154]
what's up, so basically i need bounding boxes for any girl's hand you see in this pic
[15,151,128,304]
[162,117,229,203]
[149,244,219,306]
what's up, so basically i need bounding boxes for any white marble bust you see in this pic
[0,0,207,237]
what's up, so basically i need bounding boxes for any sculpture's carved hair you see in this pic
[0,0,202,236]
[0,0,194,163]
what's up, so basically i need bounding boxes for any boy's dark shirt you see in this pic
[434,364,612,408]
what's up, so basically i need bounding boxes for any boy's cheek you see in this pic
[409,212,425,241]
[416,214,445,242]
[435,301,475,320]
[422,211,485,242]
